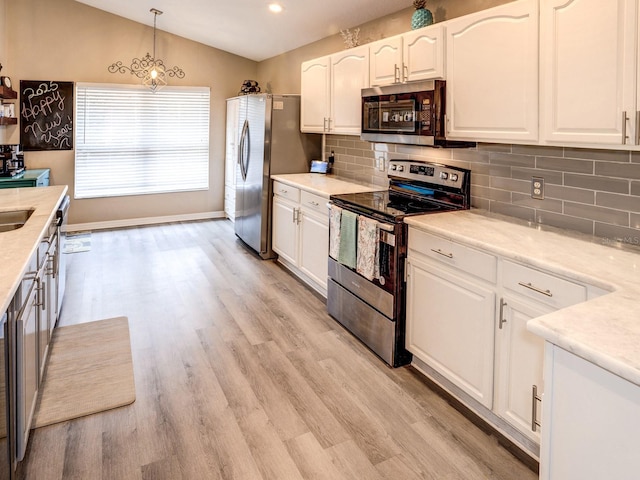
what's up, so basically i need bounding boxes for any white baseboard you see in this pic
[65,211,227,232]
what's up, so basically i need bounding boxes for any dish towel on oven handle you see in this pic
[329,203,342,260]
[337,209,357,269]
[357,215,380,281]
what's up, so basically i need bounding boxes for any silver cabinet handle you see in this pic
[279,189,288,194]
[430,248,453,259]
[636,111,640,144]
[499,298,507,329]
[394,64,400,83]
[403,64,408,83]
[623,111,629,144]
[307,201,320,207]
[292,208,296,224]
[518,281,552,297]
[532,385,542,432]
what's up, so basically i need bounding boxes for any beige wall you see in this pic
[5,0,257,225]
[257,0,512,94]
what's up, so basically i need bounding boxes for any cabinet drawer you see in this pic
[502,260,586,309]
[273,181,300,203]
[408,228,497,283]
[300,190,327,217]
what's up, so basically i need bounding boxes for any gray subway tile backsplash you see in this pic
[536,156,594,174]
[595,161,640,180]
[563,202,629,227]
[564,173,629,194]
[535,211,594,236]
[327,136,640,242]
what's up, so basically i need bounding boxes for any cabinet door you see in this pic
[301,56,330,133]
[540,0,636,145]
[17,283,38,460]
[272,197,298,265]
[540,345,640,480]
[406,256,496,408]
[495,294,546,442]
[403,25,444,82]
[369,35,403,86]
[445,0,538,142]
[299,207,329,291]
[330,46,369,134]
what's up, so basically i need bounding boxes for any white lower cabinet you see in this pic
[272,181,328,296]
[299,200,329,288]
[406,226,595,458]
[406,255,496,408]
[540,344,640,480]
[495,295,546,443]
[272,193,299,265]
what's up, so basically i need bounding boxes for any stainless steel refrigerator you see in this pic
[233,94,320,259]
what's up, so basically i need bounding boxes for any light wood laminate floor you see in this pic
[18,219,537,479]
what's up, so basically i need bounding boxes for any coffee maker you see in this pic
[0,144,24,177]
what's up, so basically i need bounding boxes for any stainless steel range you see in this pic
[327,160,471,367]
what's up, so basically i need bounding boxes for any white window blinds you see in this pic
[75,83,210,199]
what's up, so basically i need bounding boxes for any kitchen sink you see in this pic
[0,209,34,232]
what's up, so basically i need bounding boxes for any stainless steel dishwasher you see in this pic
[55,195,70,319]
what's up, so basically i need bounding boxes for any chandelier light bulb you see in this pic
[150,68,158,79]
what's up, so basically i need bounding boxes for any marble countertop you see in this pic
[405,209,640,387]
[271,174,382,198]
[0,186,68,314]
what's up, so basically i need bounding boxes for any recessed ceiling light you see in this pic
[268,3,283,13]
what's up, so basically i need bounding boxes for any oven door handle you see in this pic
[378,223,394,232]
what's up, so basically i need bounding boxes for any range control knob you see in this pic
[440,171,449,180]
[450,173,459,182]
[397,165,405,172]
[390,164,397,171]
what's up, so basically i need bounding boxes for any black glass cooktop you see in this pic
[330,190,454,221]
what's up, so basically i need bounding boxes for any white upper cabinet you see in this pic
[445,0,539,143]
[300,55,331,134]
[540,0,637,146]
[369,35,403,86]
[330,46,369,134]
[301,47,369,135]
[369,25,444,86]
[403,25,445,82]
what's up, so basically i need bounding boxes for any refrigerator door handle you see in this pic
[238,119,249,182]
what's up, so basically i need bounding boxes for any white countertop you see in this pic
[0,186,68,314]
[405,209,640,387]
[271,173,382,198]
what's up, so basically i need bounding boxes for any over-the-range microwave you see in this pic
[361,80,475,148]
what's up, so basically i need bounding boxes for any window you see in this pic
[75,83,210,199]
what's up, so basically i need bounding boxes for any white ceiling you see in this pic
[74,0,413,62]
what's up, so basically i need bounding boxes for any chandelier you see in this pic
[108,8,185,92]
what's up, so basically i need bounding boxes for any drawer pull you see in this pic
[307,201,320,207]
[518,281,552,297]
[430,248,453,259]
[279,189,288,194]
[532,385,542,432]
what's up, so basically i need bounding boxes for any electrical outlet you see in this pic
[377,156,385,172]
[531,176,544,200]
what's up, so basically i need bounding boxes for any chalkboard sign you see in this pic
[20,80,73,151]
